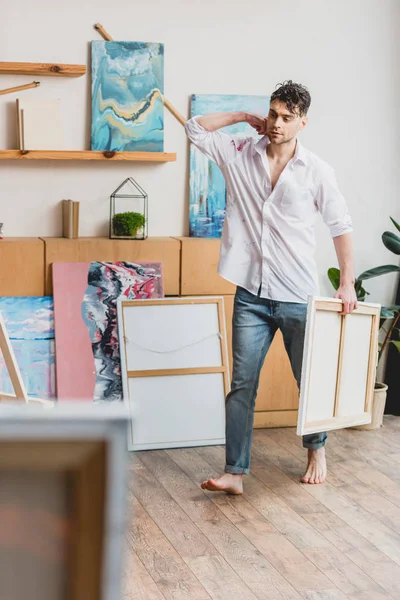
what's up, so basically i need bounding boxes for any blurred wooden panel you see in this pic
[42,237,181,296]
[0,238,44,296]
[177,237,236,295]
[223,295,299,420]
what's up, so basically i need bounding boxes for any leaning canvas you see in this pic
[91,41,164,152]
[0,297,55,400]
[118,297,229,451]
[189,94,269,238]
[53,261,164,402]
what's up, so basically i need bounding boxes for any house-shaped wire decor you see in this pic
[109,177,148,240]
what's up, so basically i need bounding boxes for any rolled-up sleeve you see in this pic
[316,165,353,238]
[185,116,250,168]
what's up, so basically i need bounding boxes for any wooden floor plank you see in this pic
[322,429,400,485]
[130,454,218,560]
[300,592,348,600]
[195,445,388,598]
[302,512,400,598]
[126,494,211,600]
[347,593,394,600]
[258,427,400,597]
[253,430,400,560]
[184,555,259,600]
[126,418,400,600]
[122,547,166,600]
[196,445,330,549]
[140,448,302,599]
[169,445,336,596]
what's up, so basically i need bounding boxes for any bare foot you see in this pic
[201,473,243,495]
[301,448,327,484]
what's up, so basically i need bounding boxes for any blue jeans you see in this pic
[225,286,327,475]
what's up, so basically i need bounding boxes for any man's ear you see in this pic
[298,116,308,132]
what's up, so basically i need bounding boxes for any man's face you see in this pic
[267,100,307,145]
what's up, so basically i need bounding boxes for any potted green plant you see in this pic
[112,211,146,239]
[328,216,400,429]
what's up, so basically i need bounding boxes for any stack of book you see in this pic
[62,200,80,239]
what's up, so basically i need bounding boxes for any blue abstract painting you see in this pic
[91,41,164,152]
[0,297,55,400]
[189,94,270,238]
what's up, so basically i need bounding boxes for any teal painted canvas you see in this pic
[91,41,164,152]
[189,94,269,237]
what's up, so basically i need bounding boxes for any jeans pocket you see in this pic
[235,286,259,307]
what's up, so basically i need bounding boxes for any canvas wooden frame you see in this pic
[297,297,380,436]
[118,297,230,451]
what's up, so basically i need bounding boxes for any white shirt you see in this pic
[185,117,353,303]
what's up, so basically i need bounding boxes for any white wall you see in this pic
[1,0,399,305]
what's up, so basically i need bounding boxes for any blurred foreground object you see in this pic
[0,403,129,600]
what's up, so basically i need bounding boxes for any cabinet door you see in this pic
[0,238,44,296]
[223,295,299,428]
[178,238,236,295]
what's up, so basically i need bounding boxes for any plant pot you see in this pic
[352,383,388,430]
[112,227,139,239]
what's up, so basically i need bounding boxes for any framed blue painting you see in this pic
[189,94,269,238]
[91,41,164,152]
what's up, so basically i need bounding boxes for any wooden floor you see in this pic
[123,416,400,600]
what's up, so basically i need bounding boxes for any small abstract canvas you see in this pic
[53,262,164,402]
[189,94,269,238]
[91,41,164,152]
[0,297,55,400]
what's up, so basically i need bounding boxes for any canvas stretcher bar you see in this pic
[297,297,380,436]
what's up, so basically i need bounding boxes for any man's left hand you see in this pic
[334,284,358,315]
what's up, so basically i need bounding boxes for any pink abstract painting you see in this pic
[53,261,164,402]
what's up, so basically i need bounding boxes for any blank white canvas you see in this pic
[338,313,371,417]
[17,98,64,150]
[127,373,225,450]
[306,310,341,422]
[122,302,223,371]
[297,297,380,436]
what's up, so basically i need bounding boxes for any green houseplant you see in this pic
[328,216,400,428]
[112,211,146,239]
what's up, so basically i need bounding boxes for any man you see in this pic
[185,80,357,494]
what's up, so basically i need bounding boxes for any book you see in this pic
[72,201,79,238]
[62,200,73,239]
[62,200,79,238]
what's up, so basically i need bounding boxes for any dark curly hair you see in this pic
[270,80,311,117]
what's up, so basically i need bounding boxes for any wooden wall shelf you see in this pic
[0,150,176,162]
[0,62,86,77]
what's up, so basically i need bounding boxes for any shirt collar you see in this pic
[254,136,308,166]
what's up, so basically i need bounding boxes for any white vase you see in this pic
[352,383,388,430]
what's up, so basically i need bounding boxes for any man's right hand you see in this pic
[246,114,268,135]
